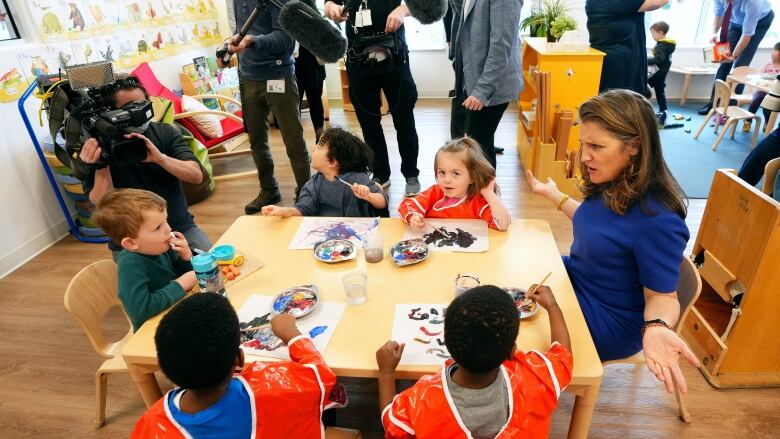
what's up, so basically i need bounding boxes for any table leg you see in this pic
[680,74,692,107]
[127,362,163,408]
[567,381,601,439]
[765,112,778,136]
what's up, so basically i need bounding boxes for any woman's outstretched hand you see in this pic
[642,326,700,393]
[525,170,558,200]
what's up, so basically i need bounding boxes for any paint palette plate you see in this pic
[390,239,430,267]
[271,285,320,318]
[504,287,539,319]
[314,239,357,263]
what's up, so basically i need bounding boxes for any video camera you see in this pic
[38,61,154,178]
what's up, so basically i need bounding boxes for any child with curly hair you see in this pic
[263,127,388,217]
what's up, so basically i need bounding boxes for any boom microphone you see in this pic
[278,0,348,63]
[406,0,447,24]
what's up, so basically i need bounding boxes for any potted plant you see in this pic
[520,0,576,42]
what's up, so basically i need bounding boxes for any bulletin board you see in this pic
[0,0,222,103]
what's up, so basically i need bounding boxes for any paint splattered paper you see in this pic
[391,304,450,365]
[237,294,345,360]
[289,217,379,250]
[402,219,489,253]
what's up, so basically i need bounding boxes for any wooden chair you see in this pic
[729,66,759,107]
[131,63,256,182]
[325,427,362,438]
[63,260,132,429]
[602,257,702,423]
[762,157,780,195]
[694,80,761,151]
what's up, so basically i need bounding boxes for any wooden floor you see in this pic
[1,100,777,438]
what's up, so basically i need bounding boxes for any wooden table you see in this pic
[123,216,603,438]
[669,65,719,106]
[727,73,779,135]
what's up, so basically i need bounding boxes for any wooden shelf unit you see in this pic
[680,170,780,388]
[517,38,604,198]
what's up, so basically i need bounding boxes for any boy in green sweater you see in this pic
[92,189,197,331]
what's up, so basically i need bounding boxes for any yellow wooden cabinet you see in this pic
[517,37,604,197]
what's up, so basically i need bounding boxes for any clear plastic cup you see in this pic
[454,273,480,297]
[364,233,384,263]
[342,271,368,305]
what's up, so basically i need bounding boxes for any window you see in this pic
[646,0,780,48]
[0,0,21,41]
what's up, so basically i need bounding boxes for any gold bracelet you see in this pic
[556,194,570,210]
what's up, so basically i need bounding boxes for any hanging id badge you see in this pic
[355,1,371,28]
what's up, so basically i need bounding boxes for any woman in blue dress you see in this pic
[526,89,700,393]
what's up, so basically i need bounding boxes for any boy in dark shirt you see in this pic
[646,21,676,124]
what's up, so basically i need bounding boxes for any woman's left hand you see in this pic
[642,326,700,393]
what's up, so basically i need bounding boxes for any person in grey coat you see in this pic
[449,0,523,168]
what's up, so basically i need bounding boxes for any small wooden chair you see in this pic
[694,80,761,151]
[325,426,362,438]
[729,66,759,107]
[602,257,702,423]
[63,260,132,429]
[762,157,780,195]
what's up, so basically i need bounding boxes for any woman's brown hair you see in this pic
[435,137,499,199]
[577,89,687,218]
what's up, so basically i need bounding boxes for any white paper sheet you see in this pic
[402,219,489,253]
[289,217,380,249]
[391,303,450,366]
[237,294,345,360]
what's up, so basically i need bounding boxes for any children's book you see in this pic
[193,56,209,79]
[182,63,197,80]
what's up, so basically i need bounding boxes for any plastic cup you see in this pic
[364,233,384,263]
[454,273,480,297]
[342,271,368,305]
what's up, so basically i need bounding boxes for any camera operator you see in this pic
[79,78,212,259]
[324,0,422,197]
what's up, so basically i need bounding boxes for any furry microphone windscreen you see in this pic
[406,0,447,24]
[279,0,347,63]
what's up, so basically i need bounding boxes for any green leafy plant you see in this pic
[520,0,573,41]
[550,16,577,41]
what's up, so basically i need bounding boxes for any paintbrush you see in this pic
[424,220,449,237]
[527,272,552,296]
[336,177,353,188]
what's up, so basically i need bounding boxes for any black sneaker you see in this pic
[697,103,712,115]
[494,146,505,154]
[371,176,391,189]
[245,190,282,215]
[656,111,667,125]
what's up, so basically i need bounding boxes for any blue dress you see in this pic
[563,195,689,361]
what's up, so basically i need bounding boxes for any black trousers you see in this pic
[346,60,420,181]
[648,71,668,112]
[450,95,509,169]
[295,48,325,136]
[738,126,780,185]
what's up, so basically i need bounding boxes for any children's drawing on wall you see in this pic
[68,2,86,31]
[237,294,346,361]
[289,217,380,250]
[0,56,29,103]
[391,304,451,365]
[402,219,489,253]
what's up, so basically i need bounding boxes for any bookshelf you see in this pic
[517,37,604,198]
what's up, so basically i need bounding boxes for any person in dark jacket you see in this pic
[295,0,327,145]
[646,21,676,124]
